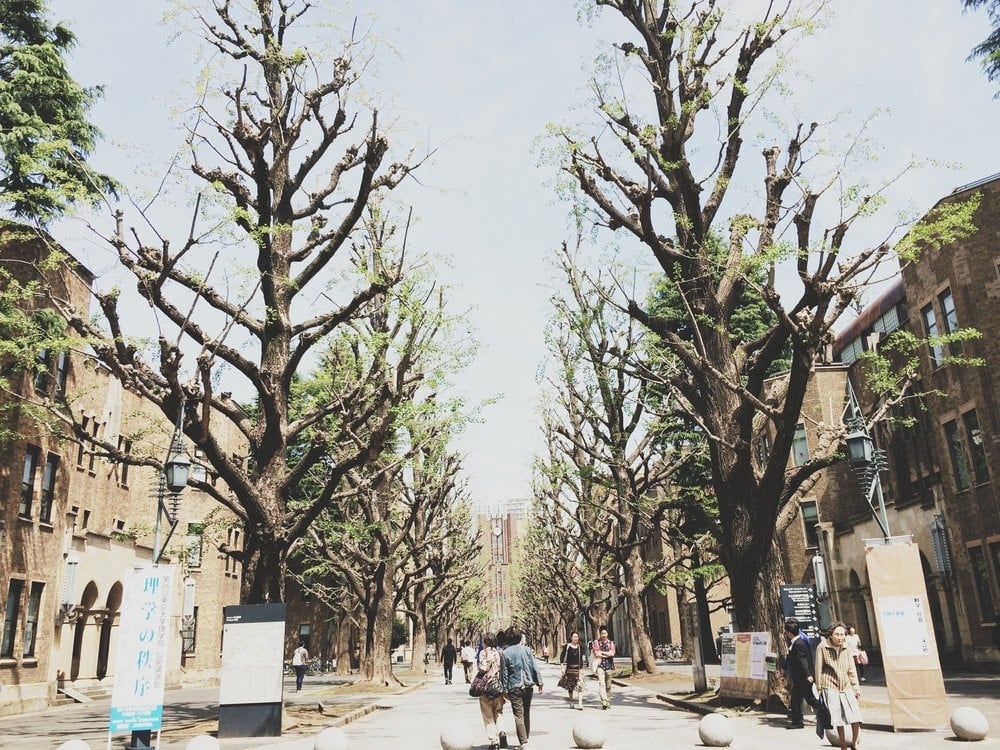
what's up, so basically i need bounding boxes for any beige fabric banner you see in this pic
[866,542,948,730]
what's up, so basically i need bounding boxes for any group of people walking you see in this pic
[453,625,616,750]
[783,617,865,750]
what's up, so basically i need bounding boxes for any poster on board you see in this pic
[718,631,771,700]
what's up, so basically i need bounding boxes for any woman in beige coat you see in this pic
[815,621,862,750]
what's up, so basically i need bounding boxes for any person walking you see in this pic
[477,632,507,750]
[815,621,863,750]
[442,638,458,685]
[591,625,616,710]
[782,617,820,728]
[557,630,585,710]
[501,625,543,749]
[292,641,309,692]
[461,640,477,683]
[844,625,866,682]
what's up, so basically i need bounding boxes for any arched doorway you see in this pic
[96,582,123,679]
[71,581,99,681]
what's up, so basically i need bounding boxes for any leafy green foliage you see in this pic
[963,0,1000,94]
[0,0,115,221]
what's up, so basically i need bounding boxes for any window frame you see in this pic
[962,410,990,485]
[19,446,40,518]
[39,453,59,523]
[22,582,43,657]
[944,419,972,491]
[922,303,944,367]
[968,545,997,623]
[939,288,960,356]
[1,579,24,658]
[800,500,820,549]
[791,424,809,467]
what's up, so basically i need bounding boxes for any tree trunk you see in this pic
[238,530,287,604]
[362,559,397,684]
[586,596,611,644]
[623,548,657,674]
[335,616,352,675]
[410,610,428,673]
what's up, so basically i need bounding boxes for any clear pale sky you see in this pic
[47,1,1000,505]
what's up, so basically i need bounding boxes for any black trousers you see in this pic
[790,678,820,724]
[444,662,454,681]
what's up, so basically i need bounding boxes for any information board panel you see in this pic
[719,631,771,700]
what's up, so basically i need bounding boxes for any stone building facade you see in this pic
[0,229,243,715]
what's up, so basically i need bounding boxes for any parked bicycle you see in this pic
[654,643,684,660]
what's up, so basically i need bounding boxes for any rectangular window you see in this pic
[19,446,40,517]
[55,350,69,395]
[969,545,997,623]
[39,454,59,523]
[944,420,971,491]
[962,410,989,484]
[791,424,809,467]
[88,420,99,473]
[183,606,199,655]
[22,582,43,657]
[754,435,771,469]
[922,303,943,367]
[939,289,960,355]
[117,436,132,486]
[1,579,24,657]
[990,543,1000,602]
[77,416,89,468]
[801,501,820,548]
[33,349,51,393]
[186,523,204,568]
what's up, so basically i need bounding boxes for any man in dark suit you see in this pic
[783,618,820,729]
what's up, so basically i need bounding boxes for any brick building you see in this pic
[0,228,243,715]
[777,173,1000,669]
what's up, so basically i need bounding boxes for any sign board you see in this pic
[109,565,176,733]
[780,583,820,638]
[867,542,948,730]
[719,631,771,700]
[218,603,286,738]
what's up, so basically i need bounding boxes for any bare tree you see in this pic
[559,0,977,635]
[37,2,430,603]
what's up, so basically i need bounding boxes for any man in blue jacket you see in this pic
[783,618,820,729]
[501,626,543,749]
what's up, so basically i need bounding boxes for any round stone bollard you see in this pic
[315,726,349,750]
[439,720,474,750]
[951,706,990,741]
[698,713,734,747]
[56,742,92,750]
[186,737,221,750]
[572,713,607,749]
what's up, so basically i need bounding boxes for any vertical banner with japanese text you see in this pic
[109,565,177,733]
[867,542,948,730]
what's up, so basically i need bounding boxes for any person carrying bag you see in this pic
[556,631,585,710]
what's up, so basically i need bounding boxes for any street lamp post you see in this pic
[843,381,892,542]
[152,408,191,565]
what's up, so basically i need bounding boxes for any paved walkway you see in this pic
[1,660,997,748]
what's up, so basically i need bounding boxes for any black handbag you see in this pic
[469,670,488,697]
[815,690,833,738]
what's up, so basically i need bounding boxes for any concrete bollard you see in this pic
[572,713,607,748]
[56,742,92,750]
[697,713,734,747]
[185,737,221,750]
[314,726,349,750]
[439,720,473,750]
[951,707,990,741]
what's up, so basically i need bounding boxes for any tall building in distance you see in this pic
[476,499,530,633]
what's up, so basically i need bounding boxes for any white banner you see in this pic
[109,566,176,733]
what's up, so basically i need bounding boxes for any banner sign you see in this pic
[109,566,176,733]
